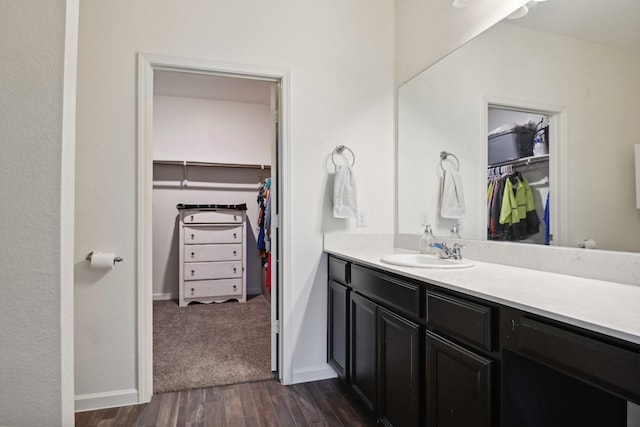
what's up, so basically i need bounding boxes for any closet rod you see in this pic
[488,154,549,169]
[153,160,271,170]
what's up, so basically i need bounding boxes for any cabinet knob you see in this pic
[191,270,195,276]
[233,285,237,290]
[191,233,195,240]
[190,215,194,221]
[233,250,237,256]
[233,233,237,239]
[191,252,195,258]
[233,267,237,273]
[191,287,195,295]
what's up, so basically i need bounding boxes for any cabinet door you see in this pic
[378,307,420,427]
[350,292,377,412]
[425,331,492,427]
[328,279,349,380]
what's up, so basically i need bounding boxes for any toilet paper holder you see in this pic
[85,252,123,263]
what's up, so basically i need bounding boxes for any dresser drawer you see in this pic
[184,261,242,280]
[183,225,243,244]
[184,244,242,262]
[183,209,243,224]
[427,291,493,352]
[184,279,243,298]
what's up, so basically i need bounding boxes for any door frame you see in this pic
[136,53,291,402]
[483,97,566,246]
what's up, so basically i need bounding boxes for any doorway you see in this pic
[484,101,565,247]
[137,54,288,402]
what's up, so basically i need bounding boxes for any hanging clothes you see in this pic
[544,193,550,245]
[487,171,540,241]
[487,174,508,240]
[256,178,272,260]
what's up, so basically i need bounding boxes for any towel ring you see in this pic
[332,145,355,167]
[440,151,459,173]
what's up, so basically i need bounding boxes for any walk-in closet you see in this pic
[487,107,551,245]
[151,71,276,393]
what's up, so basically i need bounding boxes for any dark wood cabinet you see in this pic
[327,255,640,427]
[350,289,422,426]
[378,307,420,427]
[350,292,377,412]
[328,279,349,380]
[328,256,423,426]
[425,331,492,427]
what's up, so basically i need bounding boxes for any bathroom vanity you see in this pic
[325,240,640,427]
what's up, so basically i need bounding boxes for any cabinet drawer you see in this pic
[329,257,349,285]
[184,244,242,262]
[184,278,243,298]
[183,225,242,244]
[184,261,242,280]
[183,209,243,224]
[509,317,640,403]
[427,291,493,352]
[351,265,421,319]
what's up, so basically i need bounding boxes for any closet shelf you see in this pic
[488,154,549,168]
[154,160,271,170]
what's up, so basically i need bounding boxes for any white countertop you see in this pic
[324,240,640,346]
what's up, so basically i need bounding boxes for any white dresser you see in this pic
[178,204,247,306]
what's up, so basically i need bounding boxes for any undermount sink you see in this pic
[380,253,474,269]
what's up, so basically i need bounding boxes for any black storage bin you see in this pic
[488,128,535,165]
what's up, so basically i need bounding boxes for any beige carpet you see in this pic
[153,294,273,393]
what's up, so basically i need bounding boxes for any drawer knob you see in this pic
[233,250,237,256]
[191,287,195,295]
[191,252,195,258]
[191,270,195,276]
[233,267,237,273]
[233,233,237,239]
[191,233,195,240]
[233,285,237,290]
[190,215,194,221]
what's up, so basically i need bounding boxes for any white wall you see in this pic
[394,0,528,86]
[153,96,272,163]
[0,0,77,426]
[398,23,640,252]
[75,0,395,407]
[152,95,272,298]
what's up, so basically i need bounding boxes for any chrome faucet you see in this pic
[432,242,465,260]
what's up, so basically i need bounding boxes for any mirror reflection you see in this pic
[397,0,640,252]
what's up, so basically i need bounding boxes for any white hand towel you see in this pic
[440,170,465,218]
[332,165,358,219]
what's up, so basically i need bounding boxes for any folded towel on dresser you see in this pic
[332,165,358,219]
[440,170,465,218]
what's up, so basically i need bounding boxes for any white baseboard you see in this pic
[75,388,139,412]
[290,363,337,385]
[153,292,177,301]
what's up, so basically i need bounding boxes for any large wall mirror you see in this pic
[398,0,640,252]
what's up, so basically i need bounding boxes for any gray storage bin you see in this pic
[488,129,534,165]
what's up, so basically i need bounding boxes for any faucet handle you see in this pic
[432,242,451,259]
[451,243,465,260]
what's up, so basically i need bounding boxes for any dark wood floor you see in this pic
[75,378,375,427]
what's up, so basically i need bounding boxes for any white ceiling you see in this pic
[509,0,640,53]
[153,70,272,104]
